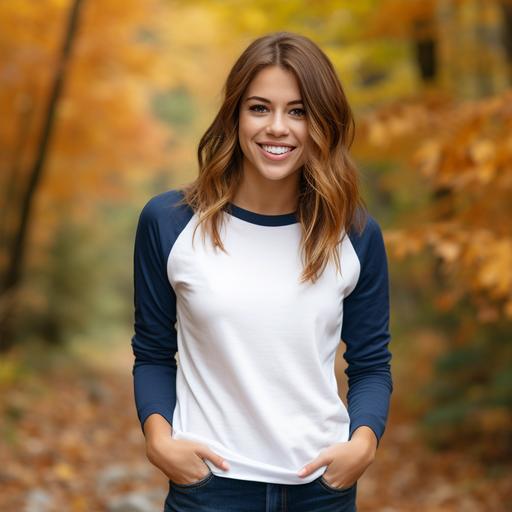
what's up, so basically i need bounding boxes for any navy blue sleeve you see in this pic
[131,196,178,436]
[342,215,393,447]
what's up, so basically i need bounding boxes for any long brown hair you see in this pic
[178,31,368,284]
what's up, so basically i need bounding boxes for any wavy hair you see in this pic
[177,31,368,284]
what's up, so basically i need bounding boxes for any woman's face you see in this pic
[238,65,310,184]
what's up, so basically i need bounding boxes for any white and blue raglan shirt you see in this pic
[131,188,393,485]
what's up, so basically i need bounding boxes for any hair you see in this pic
[177,31,368,284]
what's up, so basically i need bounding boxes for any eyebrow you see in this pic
[245,95,304,105]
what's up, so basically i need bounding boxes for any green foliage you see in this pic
[10,202,133,348]
[153,86,196,129]
[419,318,512,459]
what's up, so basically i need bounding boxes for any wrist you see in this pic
[350,426,378,463]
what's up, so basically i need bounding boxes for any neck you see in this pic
[232,168,301,215]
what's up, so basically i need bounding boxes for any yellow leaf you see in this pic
[476,162,496,184]
[53,462,75,481]
[435,240,460,263]
[414,139,441,177]
[469,139,495,164]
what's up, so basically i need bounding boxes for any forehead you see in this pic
[244,66,301,100]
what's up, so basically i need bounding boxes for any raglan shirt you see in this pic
[131,188,393,485]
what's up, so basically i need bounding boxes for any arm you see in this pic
[131,198,178,438]
[145,413,174,438]
[342,216,393,450]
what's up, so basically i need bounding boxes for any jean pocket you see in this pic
[169,466,214,490]
[318,474,357,494]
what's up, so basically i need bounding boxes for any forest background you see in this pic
[0,0,511,511]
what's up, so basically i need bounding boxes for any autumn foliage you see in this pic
[1,0,511,510]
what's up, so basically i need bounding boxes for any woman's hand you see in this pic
[146,436,230,484]
[296,426,377,489]
[142,414,229,485]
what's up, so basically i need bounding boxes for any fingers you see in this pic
[195,446,230,471]
[297,453,331,478]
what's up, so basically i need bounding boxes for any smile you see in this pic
[256,143,296,161]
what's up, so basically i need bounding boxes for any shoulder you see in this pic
[140,188,185,219]
[136,188,196,258]
[138,188,194,229]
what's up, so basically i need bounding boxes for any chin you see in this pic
[258,168,298,181]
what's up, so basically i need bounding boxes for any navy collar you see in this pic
[224,202,298,226]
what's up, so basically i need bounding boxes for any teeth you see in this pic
[261,144,293,155]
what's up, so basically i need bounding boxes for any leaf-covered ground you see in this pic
[0,338,510,512]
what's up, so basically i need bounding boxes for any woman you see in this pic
[131,31,393,512]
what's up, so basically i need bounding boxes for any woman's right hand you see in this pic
[145,434,230,485]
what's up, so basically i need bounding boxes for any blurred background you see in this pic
[1,0,511,510]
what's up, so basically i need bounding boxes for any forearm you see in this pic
[144,413,173,440]
[350,425,378,463]
[346,364,393,448]
[132,359,177,436]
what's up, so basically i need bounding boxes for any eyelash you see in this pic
[248,104,306,117]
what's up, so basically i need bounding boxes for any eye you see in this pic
[248,104,268,113]
[248,104,306,118]
[291,108,306,117]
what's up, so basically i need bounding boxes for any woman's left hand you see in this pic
[296,426,378,489]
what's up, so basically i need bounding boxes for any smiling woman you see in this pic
[131,31,393,512]
[237,65,309,186]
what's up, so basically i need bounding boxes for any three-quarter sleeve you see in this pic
[342,216,393,447]
[131,198,178,436]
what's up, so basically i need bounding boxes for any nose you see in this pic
[266,111,289,136]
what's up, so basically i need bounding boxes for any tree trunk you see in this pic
[500,0,512,83]
[413,17,438,82]
[0,0,84,352]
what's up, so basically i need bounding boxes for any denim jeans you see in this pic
[164,468,357,512]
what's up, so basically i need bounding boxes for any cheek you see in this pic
[239,118,252,141]
[239,124,262,152]
[238,129,256,160]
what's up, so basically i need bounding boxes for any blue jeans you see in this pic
[164,469,357,512]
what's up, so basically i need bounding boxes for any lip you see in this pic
[257,141,296,148]
[256,142,296,161]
